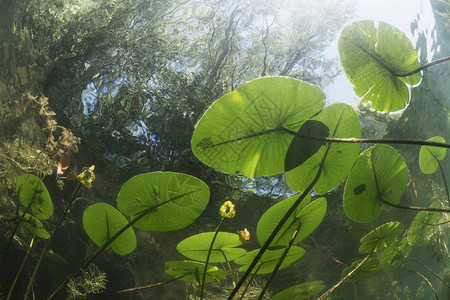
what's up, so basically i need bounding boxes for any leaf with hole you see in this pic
[285,103,361,193]
[117,172,209,231]
[191,77,325,178]
[343,145,408,222]
[165,261,226,285]
[234,246,305,275]
[359,221,404,253]
[16,174,53,220]
[176,232,246,263]
[83,203,136,256]
[419,136,446,174]
[339,20,421,112]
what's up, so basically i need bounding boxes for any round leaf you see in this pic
[176,232,246,263]
[341,258,380,282]
[286,103,361,194]
[117,172,209,231]
[379,238,411,269]
[83,203,137,256]
[407,201,443,246]
[257,196,326,247]
[22,213,50,239]
[271,281,325,300]
[165,261,226,285]
[359,221,404,253]
[343,145,408,222]
[192,77,325,178]
[339,20,421,112]
[419,136,446,174]
[235,246,305,275]
[16,174,53,220]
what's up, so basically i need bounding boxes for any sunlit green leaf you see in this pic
[176,232,246,263]
[22,213,50,239]
[407,201,443,246]
[359,222,404,253]
[83,203,136,256]
[285,103,361,193]
[339,20,421,112]
[165,261,226,285]
[343,145,408,222]
[341,258,380,282]
[16,174,53,220]
[271,281,325,300]
[192,77,325,178]
[379,238,411,269]
[117,172,209,231]
[419,136,446,174]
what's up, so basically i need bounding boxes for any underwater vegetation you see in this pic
[0,7,449,300]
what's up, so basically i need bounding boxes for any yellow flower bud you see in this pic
[76,165,95,188]
[220,201,235,218]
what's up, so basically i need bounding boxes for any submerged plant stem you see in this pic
[401,253,450,289]
[404,267,440,300]
[377,196,450,213]
[7,235,35,300]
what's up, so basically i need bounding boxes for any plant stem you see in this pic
[437,160,450,205]
[401,253,450,289]
[394,56,450,77]
[200,218,226,300]
[404,267,440,300]
[93,274,188,299]
[239,272,258,300]
[24,182,82,300]
[317,253,371,300]
[227,169,322,299]
[258,218,303,299]
[47,190,196,300]
[7,235,35,300]
[377,196,450,213]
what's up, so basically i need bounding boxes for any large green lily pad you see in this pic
[165,261,226,285]
[176,232,246,263]
[407,201,443,246]
[343,145,409,222]
[117,172,209,231]
[419,136,446,174]
[359,222,404,253]
[339,20,421,112]
[16,174,53,220]
[83,203,136,255]
[192,77,325,178]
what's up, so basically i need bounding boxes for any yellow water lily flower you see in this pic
[76,165,95,188]
[220,200,235,219]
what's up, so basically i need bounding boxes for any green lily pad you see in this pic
[117,172,209,231]
[257,195,326,247]
[192,77,325,178]
[22,213,50,239]
[271,281,325,300]
[419,136,446,174]
[83,203,137,256]
[407,201,443,246]
[176,232,246,263]
[343,145,409,222]
[235,246,305,275]
[339,20,421,112]
[341,258,380,282]
[285,103,361,193]
[165,261,226,285]
[379,238,411,269]
[359,222,404,253]
[16,174,53,220]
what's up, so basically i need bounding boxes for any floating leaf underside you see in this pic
[83,203,136,256]
[235,246,305,275]
[379,238,411,269]
[22,213,50,239]
[344,145,408,222]
[117,172,209,231]
[286,103,361,194]
[192,77,325,178]
[419,136,446,174]
[407,201,443,246]
[16,174,53,220]
[176,232,246,263]
[359,221,404,253]
[339,20,421,112]
[165,261,226,285]
[341,258,380,282]
[271,281,325,300]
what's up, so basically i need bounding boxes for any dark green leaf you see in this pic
[165,261,226,285]
[341,258,380,282]
[359,222,404,253]
[271,281,325,300]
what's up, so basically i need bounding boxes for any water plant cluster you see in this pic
[1,20,449,299]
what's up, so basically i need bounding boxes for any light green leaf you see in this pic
[271,281,325,300]
[339,20,421,112]
[341,258,380,282]
[22,213,50,239]
[165,261,226,285]
[407,201,443,246]
[176,232,246,263]
[419,136,446,174]
[285,103,361,194]
[359,222,404,253]
[83,203,136,256]
[16,174,53,220]
[117,172,209,231]
[344,145,408,222]
[379,238,411,269]
[235,246,305,275]
[192,77,325,178]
